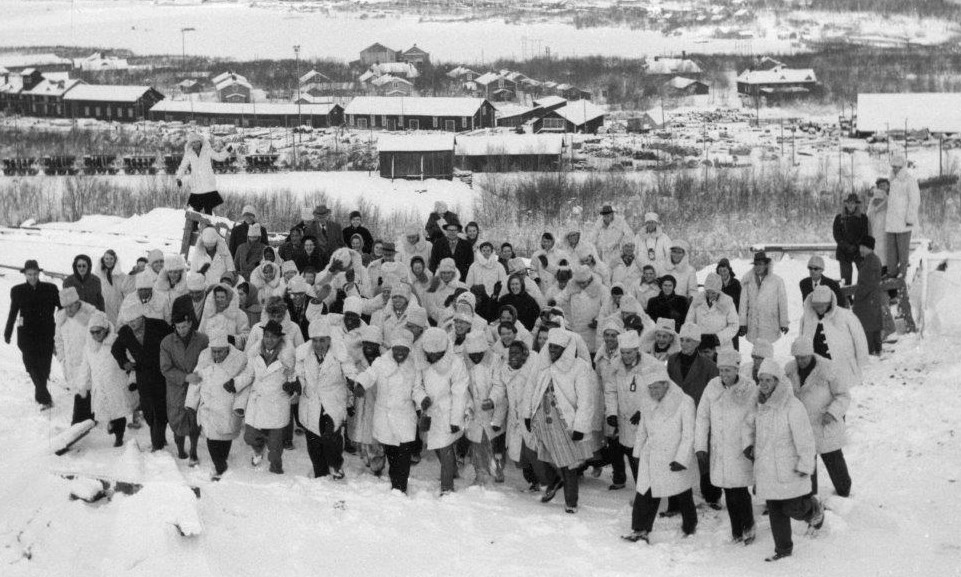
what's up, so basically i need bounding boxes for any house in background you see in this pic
[378,134,454,180]
[736,65,817,98]
[178,79,203,95]
[73,52,129,72]
[455,134,564,172]
[474,72,516,101]
[149,100,343,128]
[494,102,543,128]
[370,62,420,80]
[646,56,703,78]
[662,76,709,97]
[400,45,431,67]
[360,43,399,66]
[0,53,72,73]
[213,72,252,103]
[299,69,331,87]
[371,75,414,97]
[534,101,605,133]
[21,77,82,117]
[344,96,495,131]
[63,84,164,122]
[532,95,567,113]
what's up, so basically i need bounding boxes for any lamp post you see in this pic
[293,44,301,169]
[180,28,195,72]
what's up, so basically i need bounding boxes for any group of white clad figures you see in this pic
[46,202,867,564]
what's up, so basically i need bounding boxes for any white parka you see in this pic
[633,382,697,498]
[176,138,229,194]
[751,380,816,501]
[465,252,509,297]
[798,292,869,389]
[695,376,758,489]
[185,346,247,440]
[55,302,98,393]
[525,341,597,437]
[191,234,236,286]
[686,291,740,347]
[492,356,535,463]
[604,352,661,447]
[355,354,421,446]
[739,268,790,344]
[590,215,635,265]
[553,274,604,354]
[296,342,349,436]
[785,356,851,455]
[417,347,470,450]
[662,240,697,298]
[885,168,921,233]
[94,258,131,326]
[633,228,672,276]
[397,232,433,270]
[77,326,139,422]
[199,284,251,348]
[235,344,296,430]
[465,354,507,443]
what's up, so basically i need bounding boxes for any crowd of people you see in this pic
[2,152,919,561]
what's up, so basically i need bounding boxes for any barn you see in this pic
[344,96,495,131]
[214,72,252,103]
[456,134,564,172]
[534,101,605,134]
[360,43,399,66]
[378,134,455,180]
[62,85,164,122]
[148,100,343,128]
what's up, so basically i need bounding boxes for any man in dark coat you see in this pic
[341,210,374,254]
[667,322,721,510]
[645,274,690,327]
[160,311,209,465]
[429,220,474,281]
[4,260,59,408]
[424,201,459,243]
[303,204,345,260]
[228,205,258,257]
[63,254,105,312]
[853,236,884,355]
[832,193,870,286]
[170,272,207,331]
[800,256,846,308]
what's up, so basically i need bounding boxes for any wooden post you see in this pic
[181,211,209,258]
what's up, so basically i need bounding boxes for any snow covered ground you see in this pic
[1,210,959,576]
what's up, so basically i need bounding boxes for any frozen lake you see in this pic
[0,0,797,62]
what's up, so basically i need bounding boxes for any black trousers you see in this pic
[668,470,720,510]
[767,496,817,555]
[839,257,855,286]
[207,439,232,475]
[140,394,168,451]
[305,428,345,478]
[541,463,580,508]
[71,393,94,425]
[812,449,852,497]
[866,330,882,355]
[723,487,755,539]
[22,347,53,405]
[109,417,126,444]
[606,440,639,485]
[435,443,457,492]
[283,403,301,445]
[633,488,697,534]
[383,441,416,493]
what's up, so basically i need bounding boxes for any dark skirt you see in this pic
[188,191,224,214]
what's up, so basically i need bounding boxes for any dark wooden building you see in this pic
[534,101,605,134]
[456,134,563,172]
[148,101,343,128]
[662,76,709,97]
[401,45,431,66]
[378,134,454,180]
[360,43,399,66]
[21,78,82,117]
[344,97,495,131]
[214,72,252,103]
[63,85,164,122]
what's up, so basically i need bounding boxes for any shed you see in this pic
[534,101,605,133]
[63,84,164,122]
[360,43,399,66]
[856,93,961,135]
[378,134,455,180]
[214,73,252,103]
[456,134,564,171]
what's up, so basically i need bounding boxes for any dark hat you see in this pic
[610,285,624,296]
[171,310,193,325]
[349,210,361,219]
[860,235,876,250]
[600,204,614,215]
[444,220,462,231]
[263,319,285,337]
[381,242,396,253]
[542,232,554,241]
[698,333,720,350]
[20,259,41,273]
[313,204,331,216]
[753,251,771,264]
[844,192,861,204]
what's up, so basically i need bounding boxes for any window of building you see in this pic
[408,119,419,130]
[462,117,468,128]
[357,117,368,129]
[84,106,90,116]
[432,117,438,128]
[543,117,566,130]
[95,106,101,117]
[445,120,455,131]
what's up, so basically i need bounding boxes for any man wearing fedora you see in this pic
[429,219,474,281]
[884,154,920,280]
[4,260,60,410]
[304,204,345,266]
[832,192,870,286]
[738,252,789,345]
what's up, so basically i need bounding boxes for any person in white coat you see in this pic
[296,318,349,480]
[425,258,468,325]
[799,285,869,389]
[746,358,823,562]
[785,338,852,498]
[492,340,541,491]
[77,311,139,446]
[235,320,297,474]
[622,365,698,543]
[94,250,131,326]
[610,242,645,289]
[199,284,251,349]
[634,212,672,276]
[176,134,233,214]
[884,154,920,279]
[55,287,99,425]
[464,333,507,484]
[552,265,604,355]
[397,228,433,271]
[686,272,739,348]
[738,252,789,345]
[525,328,597,513]
[346,325,385,475]
[664,240,697,299]
[352,329,421,494]
[184,330,247,479]
[694,349,758,544]
[604,330,661,489]
[530,232,569,291]
[416,327,470,495]
[465,241,508,299]
[590,205,635,265]
[154,254,188,303]
[192,227,236,286]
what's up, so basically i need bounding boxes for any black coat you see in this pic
[800,276,847,308]
[342,225,374,254]
[295,248,327,273]
[853,252,884,333]
[667,352,719,407]
[425,211,459,243]
[4,281,59,351]
[111,319,173,399]
[833,210,870,262]
[429,238,474,281]
[228,221,257,257]
[645,292,690,327]
[63,257,105,312]
[498,291,541,331]
[721,278,742,313]
[171,293,203,330]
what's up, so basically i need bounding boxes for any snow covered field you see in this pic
[1,209,960,576]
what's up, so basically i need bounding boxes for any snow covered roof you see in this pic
[402,45,429,56]
[212,71,247,84]
[533,95,567,108]
[372,62,419,78]
[378,134,455,152]
[361,42,396,54]
[359,70,376,83]
[150,100,340,116]
[665,76,704,89]
[447,66,477,78]
[294,94,335,105]
[299,69,330,85]
[62,84,156,102]
[553,101,605,125]
[215,75,252,91]
[0,53,71,69]
[0,66,8,75]
[178,79,200,88]
[857,93,961,134]
[474,72,503,86]
[736,66,817,85]
[344,97,488,117]
[371,74,412,87]
[456,134,563,156]
[23,78,81,96]
[646,58,702,75]
[494,103,536,119]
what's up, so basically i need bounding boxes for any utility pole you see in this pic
[294,45,301,169]
[180,28,195,72]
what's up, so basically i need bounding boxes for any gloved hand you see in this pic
[481,399,494,411]
[795,469,809,478]
[492,425,501,433]
[377,276,383,287]
[669,461,686,472]
[176,178,182,188]
[629,411,641,426]
[345,268,355,283]
[128,382,138,392]
[223,379,236,393]
[588,319,597,329]
[450,425,460,434]
[738,326,748,337]
[282,381,302,395]
[444,293,457,308]
[547,298,557,307]
[492,281,502,296]
[822,412,836,426]
[743,445,755,462]
[696,451,709,471]
[421,397,433,411]
[537,254,549,268]
[606,415,619,429]
[524,418,532,432]
[347,407,355,417]
[780,327,789,335]
[571,430,584,442]
[198,263,211,275]
[185,406,197,417]
[4,334,10,344]
[427,276,442,293]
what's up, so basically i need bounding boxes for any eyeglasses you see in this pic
[807,267,823,272]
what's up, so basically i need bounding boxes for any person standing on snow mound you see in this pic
[884,154,920,280]
[853,236,884,356]
[832,192,870,286]
[176,133,234,215]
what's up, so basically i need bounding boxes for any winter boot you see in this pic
[765,551,792,562]
[621,531,649,543]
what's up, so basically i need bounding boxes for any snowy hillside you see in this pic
[1,211,959,576]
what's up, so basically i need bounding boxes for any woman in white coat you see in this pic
[176,134,232,214]
[465,242,508,299]
[686,273,739,348]
[747,358,823,562]
[694,349,758,544]
[185,330,247,479]
[353,329,421,494]
[622,365,698,543]
[416,327,470,495]
[738,252,789,345]
[552,266,604,356]
[235,320,296,475]
[77,311,139,446]
[296,318,349,479]
[491,340,540,490]
[663,240,698,299]
[94,250,131,326]
[199,284,251,349]
[798,285,869,389]
[397,228,433,271]
[192,227,236,286]
[464,333,507,484]
[55,287,99,425]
